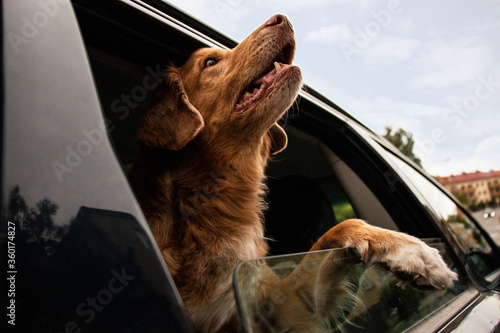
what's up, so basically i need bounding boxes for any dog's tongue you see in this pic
[235,62,287,113]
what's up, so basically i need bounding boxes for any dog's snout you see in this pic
[265,14,285,27]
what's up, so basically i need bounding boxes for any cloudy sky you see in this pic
[168,0,500,176]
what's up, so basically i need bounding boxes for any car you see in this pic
[2,1,500,332]
[483,209,496,219]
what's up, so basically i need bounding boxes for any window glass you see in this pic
[247,132,466,331]
[234,241,464,333]
[2,2,194,331]
[384,152,498,276]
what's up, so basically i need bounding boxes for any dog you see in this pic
[130,14,457,333]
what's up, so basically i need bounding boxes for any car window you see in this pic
[234,241,464,333]
[383,151,499,277]
[258,126,467,331]
[263,127,359,255]
[71,2,471,331]
[264,125,407,257]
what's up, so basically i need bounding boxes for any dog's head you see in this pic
[137,14,302,158]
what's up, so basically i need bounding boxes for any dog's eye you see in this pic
[204,58,218,68]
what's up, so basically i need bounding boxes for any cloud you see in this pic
[466,136,500,172]
[362,36,421,66]
[409,37,495,90]
[304,23,353,44]
[393,18,413,35]
[349,96,448,135]
[428,136,500,176]
[304,21,421,66]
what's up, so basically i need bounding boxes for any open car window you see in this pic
[263,126,401,256]
[234,241,464,333]
[248,127,468,332]
[72,2,480,331]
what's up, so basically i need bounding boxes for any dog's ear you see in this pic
[136,70,204,150]
[268,123,288,155]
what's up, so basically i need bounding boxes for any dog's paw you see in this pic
[312,220,458,290]
[376,236,458,290]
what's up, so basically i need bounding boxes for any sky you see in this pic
[167,0,500,177]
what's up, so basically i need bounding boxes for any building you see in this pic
[436,170,500,206]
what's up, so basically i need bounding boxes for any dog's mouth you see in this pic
[234,62,293,114]
[233,40,296,115]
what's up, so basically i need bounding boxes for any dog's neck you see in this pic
[130,141,270,251]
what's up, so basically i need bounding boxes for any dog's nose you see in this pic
[265,14,285,27]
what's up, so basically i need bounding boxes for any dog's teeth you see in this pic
[244,91,252,99]
[274,62,282,72]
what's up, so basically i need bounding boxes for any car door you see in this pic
[1,1,194,332]
[234,112,500,332]
[231,109,465,332]
[67,0,500,331]
[6,1,496,332]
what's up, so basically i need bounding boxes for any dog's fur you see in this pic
[130,15,457,333]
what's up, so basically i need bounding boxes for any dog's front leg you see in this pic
[311,219,458,290]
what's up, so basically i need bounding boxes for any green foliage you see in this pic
[333,202,356,222]
[453,191,469,206]
[383,126,423,168]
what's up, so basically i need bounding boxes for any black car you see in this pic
[2,1,500,332]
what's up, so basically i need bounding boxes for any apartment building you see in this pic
[436,170,500,206]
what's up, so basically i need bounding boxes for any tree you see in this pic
[383,126,422,168]
[7,185,64,244]
[453,191,469,207]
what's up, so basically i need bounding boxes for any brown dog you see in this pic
[130,14,457,333]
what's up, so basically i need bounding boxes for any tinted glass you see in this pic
[2,1,193,331]
[384,152,499,277]
[235,130,467,332]
[234,242,464,333]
